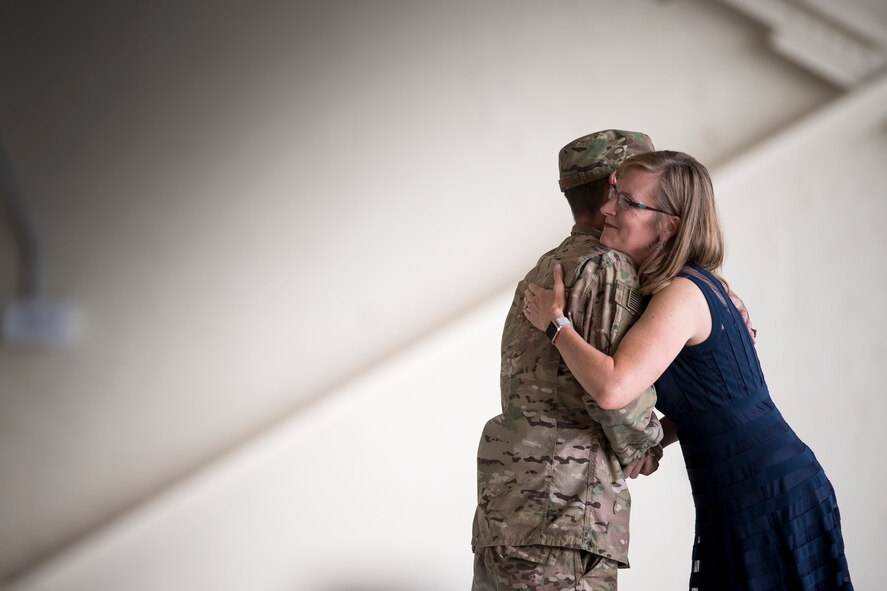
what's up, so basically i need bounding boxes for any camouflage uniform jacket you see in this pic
[472,224,662,566]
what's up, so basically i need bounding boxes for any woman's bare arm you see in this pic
[524,264,710,409]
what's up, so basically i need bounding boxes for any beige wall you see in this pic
[1,0,882,588]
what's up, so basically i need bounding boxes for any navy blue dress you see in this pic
[654,265,853,591]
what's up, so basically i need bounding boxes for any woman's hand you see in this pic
[524,263,567,331]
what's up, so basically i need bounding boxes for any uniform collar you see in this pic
[571,223,602,239]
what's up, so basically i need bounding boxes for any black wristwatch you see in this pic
[545,316,572,344]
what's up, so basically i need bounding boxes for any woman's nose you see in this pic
[600,197,616,216]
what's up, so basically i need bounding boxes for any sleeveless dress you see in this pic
[654,265,853,591]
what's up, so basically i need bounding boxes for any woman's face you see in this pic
[600,168,666,266]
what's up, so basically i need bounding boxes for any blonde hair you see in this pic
[616,151,726,295]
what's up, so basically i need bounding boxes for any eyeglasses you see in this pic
[608,183,677,216]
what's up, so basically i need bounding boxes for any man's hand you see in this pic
[623,444,663,479]
[728,289,756,344]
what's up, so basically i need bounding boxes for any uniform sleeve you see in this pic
[570,256,662,465]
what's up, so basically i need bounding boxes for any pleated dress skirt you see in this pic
[678,392,852,591]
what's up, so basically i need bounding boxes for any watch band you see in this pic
[545,316,572,343]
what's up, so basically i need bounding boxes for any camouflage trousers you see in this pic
[472,545,618,591]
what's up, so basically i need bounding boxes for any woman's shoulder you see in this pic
[649,276,709,317]
[654,275,704,301]
[650,277,712,346]
[673,264,730,303]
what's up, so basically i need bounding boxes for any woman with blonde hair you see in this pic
[524,150,853,590]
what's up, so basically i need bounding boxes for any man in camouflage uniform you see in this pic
[472,130,663,590]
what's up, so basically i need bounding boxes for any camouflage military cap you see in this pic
[558,129,654,192]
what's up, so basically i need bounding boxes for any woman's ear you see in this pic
[662,216,680,242]
[608,170,617,185]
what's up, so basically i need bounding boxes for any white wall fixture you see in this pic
[720,0,887,87]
